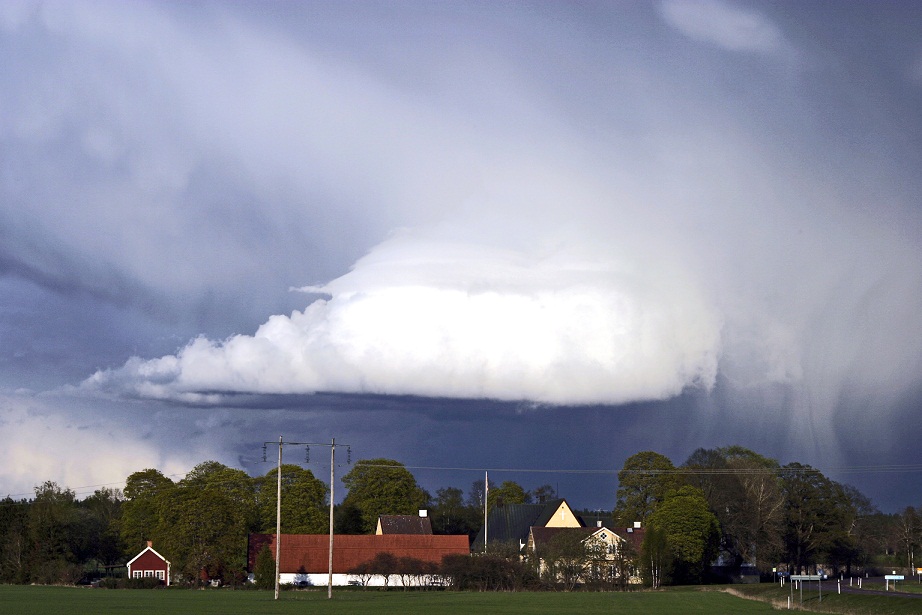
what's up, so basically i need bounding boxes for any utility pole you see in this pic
[328,438,335,599]
[275,436,282,600]
[483,470,489,553]
[262,437,350,601]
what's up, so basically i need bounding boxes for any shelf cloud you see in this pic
[3,1,922,509]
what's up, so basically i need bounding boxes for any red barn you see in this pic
[126,541,171,585]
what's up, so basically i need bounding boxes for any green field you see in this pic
[729,583,922,615]
[10,584,922,614]
[0,586,790,615]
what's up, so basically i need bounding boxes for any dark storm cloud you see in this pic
[1,1,922,509]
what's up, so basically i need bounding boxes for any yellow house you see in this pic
[528,525,642,585]
[474,499,582,552]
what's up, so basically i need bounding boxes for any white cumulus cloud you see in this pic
[84,230,723,406]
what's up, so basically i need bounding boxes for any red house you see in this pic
[126,541,171,585]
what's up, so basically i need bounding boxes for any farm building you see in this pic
[247,533,469,586]
[126,541,171,585]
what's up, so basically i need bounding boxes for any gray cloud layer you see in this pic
[2,1,922,498]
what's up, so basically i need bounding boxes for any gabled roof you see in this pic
[126,544,170,567]
[247,533,469,574]
[535,499,581,527]
[472,499,578,550]
[473,503,543,550]
[376,515,433,535]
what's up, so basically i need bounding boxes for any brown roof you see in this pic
[619,526,645,554]
[378,515,433,535]
[248,533,469,574]
[530,525,646,555]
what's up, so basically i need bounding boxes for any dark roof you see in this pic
[530,525,646,555]
[529,526,598,552]
[472,503,543,550]
[472,499,574,550]
[534,499,568,526]
[377,515,433,535]
[247,533,469,574]
[577,513,617,530]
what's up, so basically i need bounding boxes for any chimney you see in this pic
[419,509,428,518]
[146,540,153,548]
[633,521,641,529]
[597,520,602,528]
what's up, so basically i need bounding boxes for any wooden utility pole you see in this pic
[328,438,335,599]
[275,436,282,600]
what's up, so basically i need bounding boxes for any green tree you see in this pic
[895,506,920,575]
[182,461,259,531]
[489,481,530,510]
[614,451,679,526]
[255,464,328,534]
[647,485,720,584]
[253,544,275,590]
[341,459,428,534]
[75,487,124,570]
[819,483,876,575]
[538,530,590,591]
[779,463,843,573]
[532,484,558,504]
[466,478,495,511]
[431,487,479,537]
[163,461,255,583]
[27,481,82,584]
[640,524,671,588]
[683,446,783,573]
[120,468,174,554]
[0,497,29,583]
[158,480,245,583]
[609,533,638,590]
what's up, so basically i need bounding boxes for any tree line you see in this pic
[0,457,552,585]
[615,446,903,586]
[1,446,918,587]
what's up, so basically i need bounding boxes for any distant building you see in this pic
[376,511,433,535]
[126,541,171,585]
[247,533,469,586]
[473,498,582,552]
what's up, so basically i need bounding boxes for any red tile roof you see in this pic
[248,533,470,574]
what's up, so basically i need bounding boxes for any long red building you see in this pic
[247,533,470,586]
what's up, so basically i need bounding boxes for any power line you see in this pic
[7,461,922,503]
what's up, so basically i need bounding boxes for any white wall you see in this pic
[280,572,440,588]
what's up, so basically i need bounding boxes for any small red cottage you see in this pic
[126,541,171,585]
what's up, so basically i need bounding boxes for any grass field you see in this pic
[0,585,793,615]
[729,583,922,615]
[8,583,922,615]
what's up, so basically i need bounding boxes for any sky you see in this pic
[2,0,922,513]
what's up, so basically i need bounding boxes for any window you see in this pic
[156,571,165,580]
[145,570,153,577]
[133,571,142,579]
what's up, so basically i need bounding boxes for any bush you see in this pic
[440,553,537,591]
[253,545,275,590]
